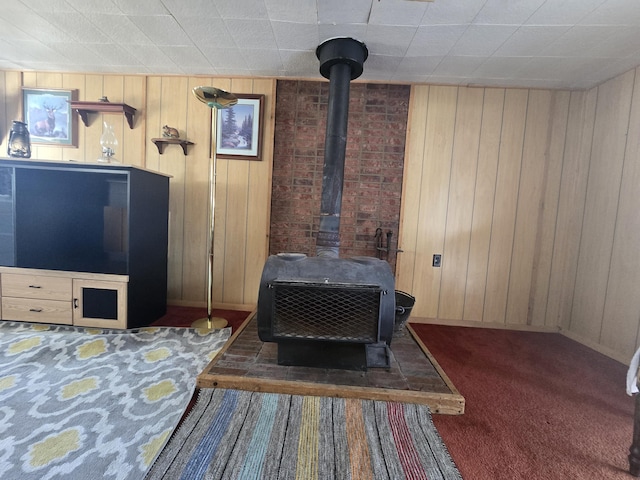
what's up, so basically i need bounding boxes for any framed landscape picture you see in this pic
[216,94,264,160]
[22,88,78,147]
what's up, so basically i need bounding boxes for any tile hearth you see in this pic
[197,314,465,415]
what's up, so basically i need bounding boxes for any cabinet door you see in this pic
[72,279,127,329]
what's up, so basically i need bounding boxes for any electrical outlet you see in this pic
[433,254,442,267]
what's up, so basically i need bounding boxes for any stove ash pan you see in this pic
[257,253,396,370]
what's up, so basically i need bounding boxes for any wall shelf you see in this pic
[151,138,194,155]
[70,101,137,129]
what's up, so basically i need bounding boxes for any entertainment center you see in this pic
[0,159,169,329]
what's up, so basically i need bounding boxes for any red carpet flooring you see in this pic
[413,324,635,480]
[151,306,252,331]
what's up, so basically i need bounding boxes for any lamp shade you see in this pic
[192,86,237,109]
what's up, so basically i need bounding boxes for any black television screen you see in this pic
[12,167,129,274]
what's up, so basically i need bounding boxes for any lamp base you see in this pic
[191,316,228,330]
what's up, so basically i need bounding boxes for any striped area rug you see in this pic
[145,388,462,480]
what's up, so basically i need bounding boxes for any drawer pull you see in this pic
[29,308,43,313]
[28,285,42,289]
[73,298,79,309]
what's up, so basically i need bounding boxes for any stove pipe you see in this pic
[315,37,368,258]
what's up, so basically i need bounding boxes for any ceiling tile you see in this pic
[581,0,640,25]
[588,56,640,86]
[280,49,322,76]
[493,25,570,56]
[433,55,486,76]
[88,14,154,45]
[364,25,417,56]
[85,43,145,66]
[395,55,442,75]
[0,12,77,44]
[109,65,153,74]
[161,46,211,68]
[49,42,104,65]
[21,0,77,13]
[224,18,278,50]
[5,39,69,63]
[128,15,193,46]
[317,24,368,43]
[473,0,547,25]
[271,21,320,50]
[112,0,170,15]
[525,0,605,25]
[368,0,429,27]
[64,0,122,15]
[0,17,41,43]
[126,45,179,68]
[586,26,640,58]
[517,56,600,80]
[265,0,316,23]
[200,47,249,70]
[472,56,534,78]
[241,48,284,72]
[362,54,404,80]
[450,25,518,56]
[466,77,546,88]
[317,0,371,25]
[48,12,113,44]
[214,68,252,77]
[420,0,486,25]
[540,25,621,57]
[175,17,235,49]
[0,59,24,71]
[215,0,268,19]
[161,0,221,18]
[407,25,467,57]
[426,74,470,86]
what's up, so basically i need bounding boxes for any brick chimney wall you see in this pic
[270,80,410,272]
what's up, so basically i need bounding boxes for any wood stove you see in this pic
[257,254,395,370]
[257,38,396,370]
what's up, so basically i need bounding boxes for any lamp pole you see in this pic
[191,86,238,330]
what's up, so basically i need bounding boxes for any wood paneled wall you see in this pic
[397,84,570,328]
[399,69,640,364]
[563,69,640,363]
[3,66,640,363]
[0,71,275,311]
[145,76,275,310]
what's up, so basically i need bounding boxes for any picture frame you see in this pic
[216,94,264,160]
[22,88,78,147]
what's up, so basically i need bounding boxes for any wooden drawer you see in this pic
[1,273,72,301]
[1,297,72,324]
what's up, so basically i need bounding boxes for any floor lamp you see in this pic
[191,86,238,330]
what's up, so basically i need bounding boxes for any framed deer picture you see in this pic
[22,88,78,147]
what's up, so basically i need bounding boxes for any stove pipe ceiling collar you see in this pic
[315,37,368,258]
